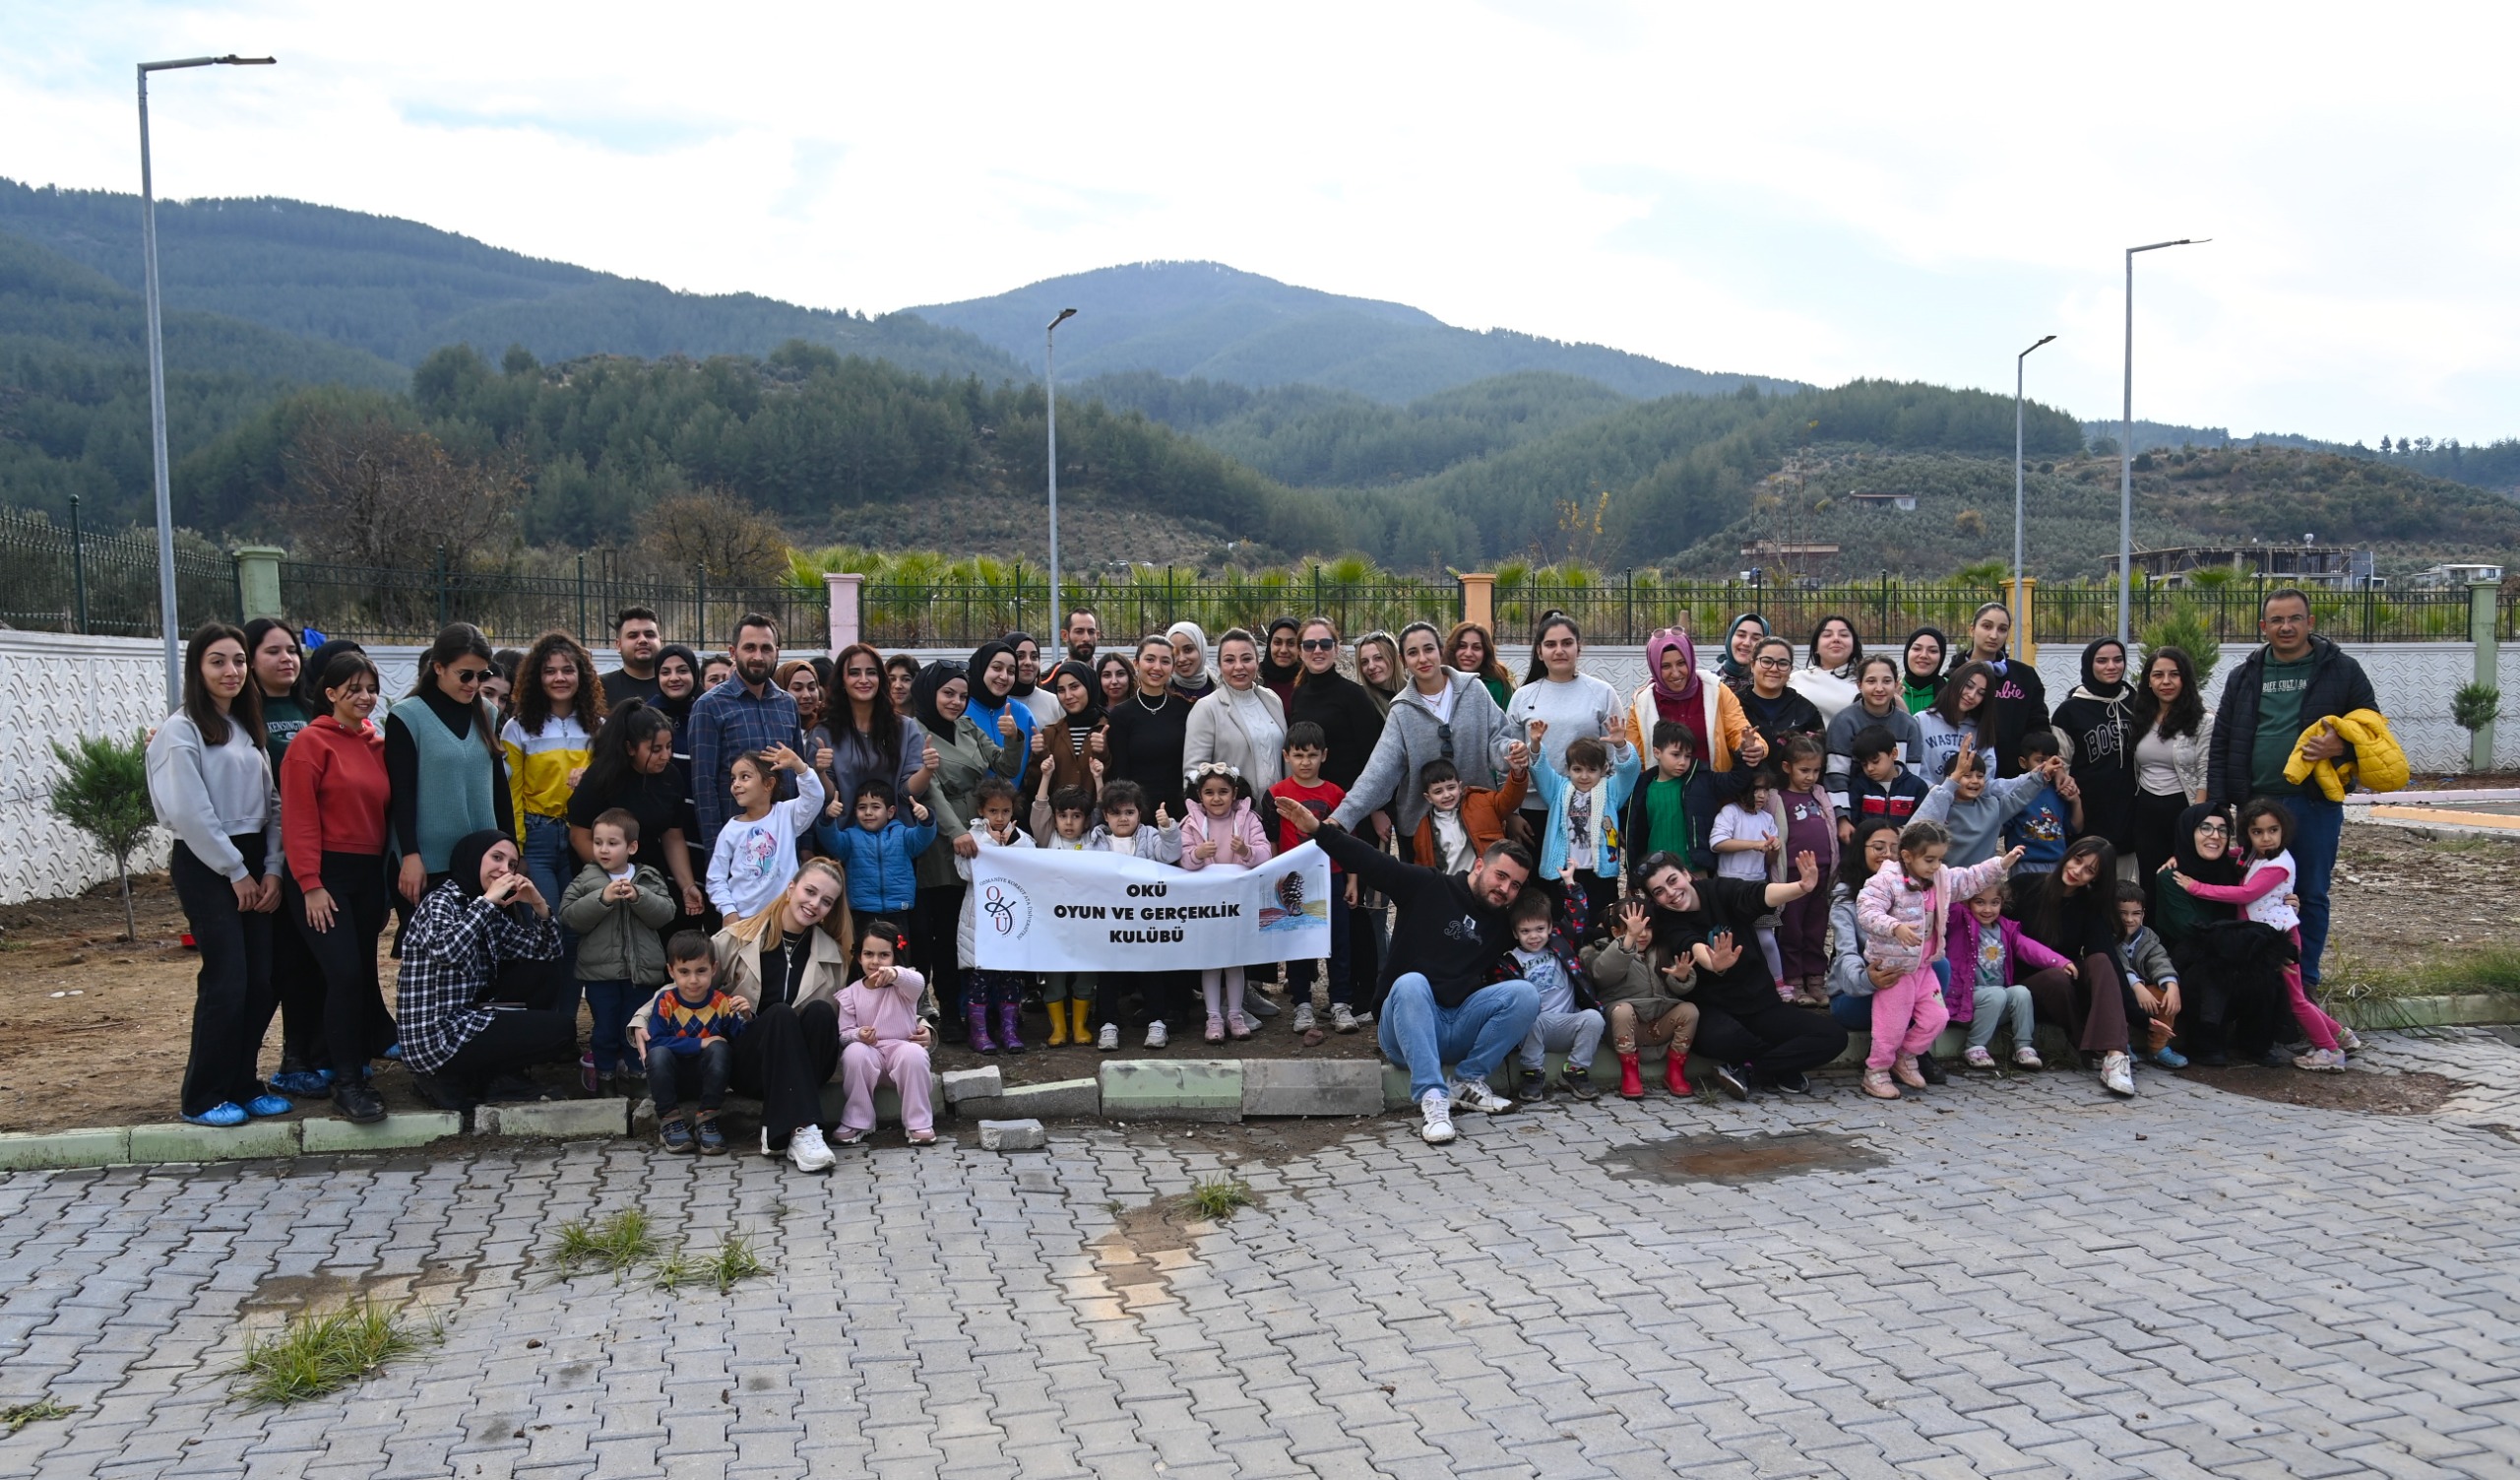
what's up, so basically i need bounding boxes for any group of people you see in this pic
[141,584,2386,1160]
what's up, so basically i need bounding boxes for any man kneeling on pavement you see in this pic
[1276,794,1541,1144]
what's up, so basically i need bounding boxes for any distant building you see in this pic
[2105,544,2375,590]
[2406,562,2505,588]
[1847,489,1917,512]
[1739,541,1841,559]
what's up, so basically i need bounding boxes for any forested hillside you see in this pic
[913,261,1808,404]
[0,179,1027,379]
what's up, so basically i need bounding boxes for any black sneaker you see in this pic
[661,1118,696,1154]
[1518,1065,1549,1101]
[333,1081,387,1124]
[1561,1064,1601,1101]
[1764,1069,1813,1096]
[483,1072,543,1103]
[694,1118,726,1156]
[1915,1055,1948,1086]
[408,1070,475,1113]
[1713,1063,1752,1101]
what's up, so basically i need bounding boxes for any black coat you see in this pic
[2207,636,2378,806]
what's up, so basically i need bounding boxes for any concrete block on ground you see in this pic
[0,1126,130,1171]
[477,1100,628,1138]
[301,1113,463,1154]
[1242,1059,1384,1117]
[979,1119,1047,1151]
[952,1077,1101,1122]
[1098,1060,1242,1123]
[941,1066,1004,1104]
[127,1120,302,1164]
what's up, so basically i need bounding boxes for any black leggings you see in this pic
[913,882,966,1012]
[439,957,577,1086]
[171,837,277,1118]
[2131,788,2188,906]
[1692,997,1849,1081]
[288,853,399,1080]
[727,999,843,1143]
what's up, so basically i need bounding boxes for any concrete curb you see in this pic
[9,992,2514,1171]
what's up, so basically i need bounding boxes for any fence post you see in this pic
[576,553,588,638]
[1458,572,1494,636]
[2471,579,2501,772]
[825,569,862,655]
[433,546,449,629]
[1878,571,1890,638]
[232,546,286,621]
[68,493,89,634]
[694,565,708,651]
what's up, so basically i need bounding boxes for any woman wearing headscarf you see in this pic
[1716,611,1767,697]
[1787,615,1863,724]
[650,643,710,933]
[1166,621,1218,704]
[2156,804,2282,1066]
[1259,618,1305,708]
[1899,627,1948,713]
[1023,658,1106,815]
[910,661,1024,1033]
[1007,631,1064,729]
[395,828,575,1109]
[963,638,1039,790]
[2051,638,2138,869]
[1626,627,1754,774]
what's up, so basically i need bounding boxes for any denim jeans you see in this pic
[1376,973,1541,1101]
[2272,793,2343,987]
[647,1039,733,1116]
[583,980,640,1074]
[521,813,581,1009]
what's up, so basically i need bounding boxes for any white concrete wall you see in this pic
[6,630,2511,905]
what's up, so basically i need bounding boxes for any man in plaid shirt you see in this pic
[689,613,801,851]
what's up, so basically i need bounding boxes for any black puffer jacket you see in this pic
[2206,636,2377,806]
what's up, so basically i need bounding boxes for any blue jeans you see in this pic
[1377,974,1541,1101]
[583,980,639,1074]
[2273,794,2342,987]
[521,813,581,1006]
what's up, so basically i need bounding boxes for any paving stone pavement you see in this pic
[4,1030,2520,1479]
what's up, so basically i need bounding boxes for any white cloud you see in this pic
[5,0,2516,440]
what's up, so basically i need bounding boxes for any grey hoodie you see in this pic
[1330,669,1511,837]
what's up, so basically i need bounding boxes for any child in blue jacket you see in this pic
[814,778,935,924]
[1527,716,1641,937]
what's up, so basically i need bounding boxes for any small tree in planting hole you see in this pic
[48,733,156,940]
[2453,682,2500,770]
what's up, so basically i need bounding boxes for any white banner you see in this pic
[970,843,1333,971]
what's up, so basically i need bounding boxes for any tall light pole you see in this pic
[2117,237,2206,644]
[140,53,275,709]
[2012,333,2055,659]
[1044,307,1077,643]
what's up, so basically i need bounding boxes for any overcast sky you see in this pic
[7,1,2512,443]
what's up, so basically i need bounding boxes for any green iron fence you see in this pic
[0,503,239,637]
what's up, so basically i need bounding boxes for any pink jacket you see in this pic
[1178,800,1273,872]
[1856,855,2011,976]
[836,967,926,1045]
[1941,903,2072,1023]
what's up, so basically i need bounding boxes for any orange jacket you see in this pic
[1407,767,1530,869]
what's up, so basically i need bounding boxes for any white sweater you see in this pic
[1505,675,1621,808]
[146,712,284,881]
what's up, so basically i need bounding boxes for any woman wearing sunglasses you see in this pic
[386,623,517,913]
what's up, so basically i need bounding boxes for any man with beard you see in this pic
[1062,607,1101,666]
[1276,798,1539,1146]
[688,613,800,852]
[599,606,665,709]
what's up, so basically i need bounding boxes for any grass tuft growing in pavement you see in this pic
[233,1304,436,1406]
[549,1210,659,1279]
[707,1234,766,1293]
[1,1398,73,1433]
[1178,1176,1255,1222]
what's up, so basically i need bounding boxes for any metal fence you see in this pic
[2050,582,2499,646]
[857,567,1460,648]
[0,504,238,637]
[272,555,825,649]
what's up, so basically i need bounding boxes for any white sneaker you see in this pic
[2100,1052,2136,1098]
[1332,1003,1358,1034]
[1449,1076,1515,1115]
[1291,1002,1315,1034]
[1144,1020,1169,1050]
[788,1126,836,1173]
[1097,1022,1119,1051]
[1418,1089,1456,1144]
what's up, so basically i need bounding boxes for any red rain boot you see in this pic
[1617,1053,1645,1100]
[1664,1048,1694,1098]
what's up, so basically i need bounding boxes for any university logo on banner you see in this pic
[970,843,1332,971]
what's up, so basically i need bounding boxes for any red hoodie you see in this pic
[281,714,390,891]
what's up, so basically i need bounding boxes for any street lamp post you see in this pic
[2117,236,2207,645]
[140,53,274,709]
[2012,333,2055,659]
[1044,307,1077,645]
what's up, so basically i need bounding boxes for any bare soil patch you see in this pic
[2180,1064,2468,1116]
[2322,826,2520,977]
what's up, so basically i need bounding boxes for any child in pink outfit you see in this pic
[1855,818,2023,1100]
[833,919,936,1144]
[2170,799,2357,1071]
[1178,762,1274,1041]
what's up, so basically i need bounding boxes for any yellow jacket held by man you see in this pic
[2282,708,2408,801]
